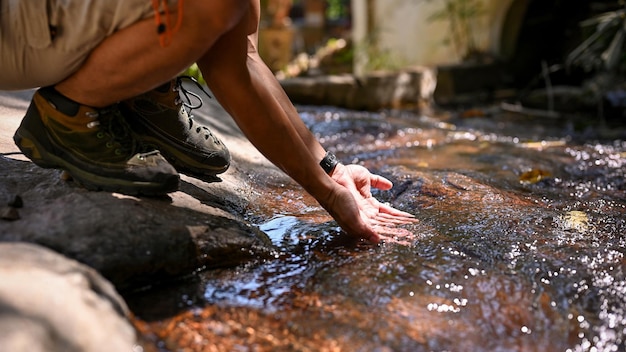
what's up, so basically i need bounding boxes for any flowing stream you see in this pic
[126,106,626,352]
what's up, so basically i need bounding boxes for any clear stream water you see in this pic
[127,106,626,352]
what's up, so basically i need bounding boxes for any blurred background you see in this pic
[254,0,626,120]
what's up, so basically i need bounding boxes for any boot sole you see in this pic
[140,134,230,177]
[14,128,179,196]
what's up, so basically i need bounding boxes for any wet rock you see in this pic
[0,242,136,352]
[380,168,534,207]
[0,206,19,221]
[6,194,23,208]
[0,156,275,290]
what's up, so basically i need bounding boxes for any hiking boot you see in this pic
[121,77,230,177]
[13,87,179,196]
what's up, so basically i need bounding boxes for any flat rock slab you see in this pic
[280,68,436,111]
[0,88,278,291]
[0,156,275,290]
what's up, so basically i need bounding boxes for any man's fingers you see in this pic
[378,203,416,219]
[370,217,415,227]
[358,228,380,244]
[371,225,414,240]
[370,174,393,190]
[375,212,419,224]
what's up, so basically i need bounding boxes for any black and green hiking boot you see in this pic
[120,77,230,177]
[13,87,179,196]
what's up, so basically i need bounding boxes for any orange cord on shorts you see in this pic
[151,0,184,47]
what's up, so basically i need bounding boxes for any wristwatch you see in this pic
[320,151,339,174]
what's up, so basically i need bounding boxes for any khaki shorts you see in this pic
[0,0,178,90]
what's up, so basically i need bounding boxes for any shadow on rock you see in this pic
[0,156,275,291]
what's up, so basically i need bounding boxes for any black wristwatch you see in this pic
[320,151,339,174]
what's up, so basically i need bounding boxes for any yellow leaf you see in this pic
[519,169,552,184]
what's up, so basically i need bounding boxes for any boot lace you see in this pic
[174,76,220,143]
[86,106,139,156]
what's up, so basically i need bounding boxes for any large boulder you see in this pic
[0,86,280,291]
[0,242,136,352]
[0,156,275,290]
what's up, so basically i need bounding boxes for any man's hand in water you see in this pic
[323,163,417,243]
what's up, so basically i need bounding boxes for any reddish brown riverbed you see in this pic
[126,107,626,352]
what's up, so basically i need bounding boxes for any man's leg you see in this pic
[54,1,247,177]
[55,0,249,107]
[13,0,249,194]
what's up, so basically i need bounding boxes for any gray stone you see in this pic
[0,84,283,352]
[0,206,19,220]
[0,242,136,352]
[0,86,280,291]
[280,67,435,111]
[0,156,275,291]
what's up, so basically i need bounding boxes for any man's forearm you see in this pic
[246,50,328,164]
[199,17,336,201]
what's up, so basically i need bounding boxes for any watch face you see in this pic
[321,152,338,174]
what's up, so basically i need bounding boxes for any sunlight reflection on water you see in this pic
[131,108,626,351]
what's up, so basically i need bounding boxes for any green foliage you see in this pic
[182,63,205,85]
[426,0,487,60]
[363,39,404,71]
[567,9,626,73]
[326,0,350,20]
[355,26,406,72]
[334,47,354,66]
